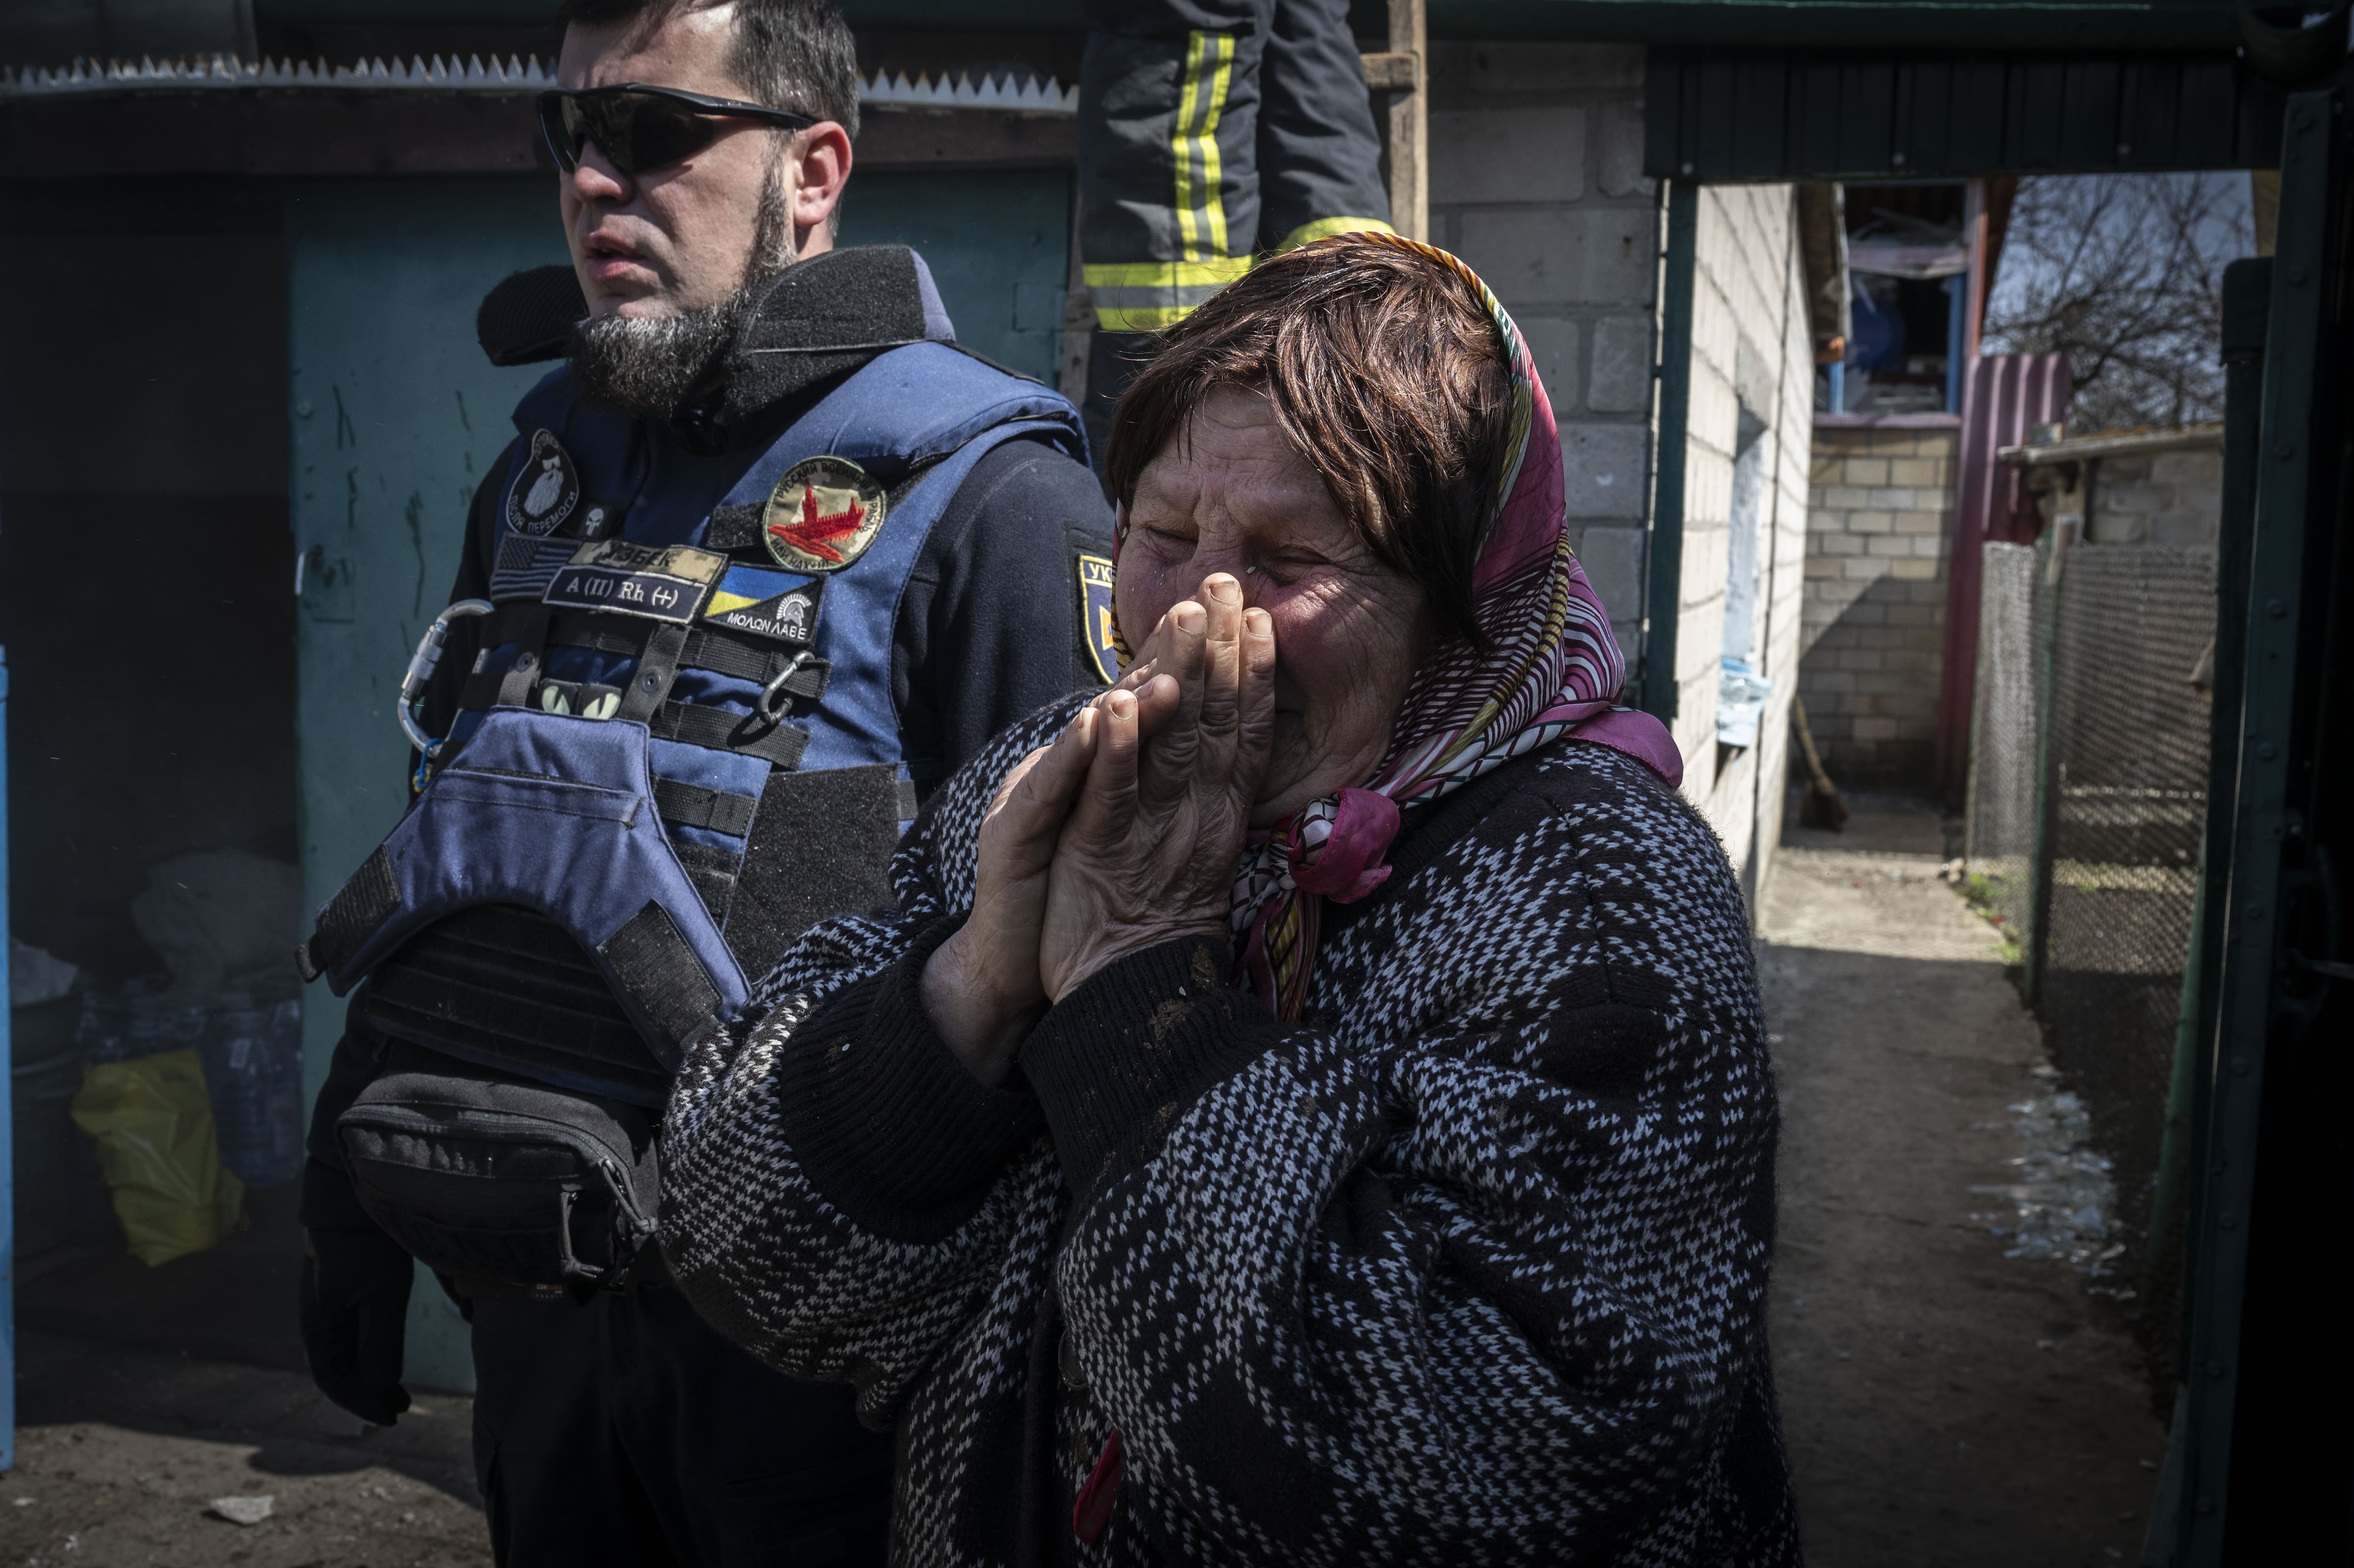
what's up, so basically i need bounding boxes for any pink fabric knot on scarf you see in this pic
[1288,788,1400,902]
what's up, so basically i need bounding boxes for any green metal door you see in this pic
[289,176,571,1391]
[841,169,1073,384]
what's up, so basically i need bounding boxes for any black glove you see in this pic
[301,1226,415,1426]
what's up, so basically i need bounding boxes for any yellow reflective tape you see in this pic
[1082,258,1252,289]
[1173,31,1236,263]
[1273,216,1396,253]
[1199,35,1233,258]
[1175,32,1207,257]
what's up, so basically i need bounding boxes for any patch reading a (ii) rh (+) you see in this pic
[761,456,887,573]
[543,539,726,623]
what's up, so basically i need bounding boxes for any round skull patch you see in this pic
[506,429,581,538]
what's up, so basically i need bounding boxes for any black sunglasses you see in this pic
[537,83,817,176]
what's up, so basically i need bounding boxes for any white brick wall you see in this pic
[1422,47,1812,913]
[1677,184,1813,898]
[2087,447,2223,545]
[1798,426,1959,787]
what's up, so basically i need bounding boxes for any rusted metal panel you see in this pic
[1938,352,2072,796]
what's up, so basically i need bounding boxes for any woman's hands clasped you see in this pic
[920,574,1276,1086]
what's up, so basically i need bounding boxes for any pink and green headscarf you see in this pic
[1120,233,1684,1023]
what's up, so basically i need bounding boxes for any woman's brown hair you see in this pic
[1103,234,1516,645]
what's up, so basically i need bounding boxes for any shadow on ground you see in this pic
[1763,791,2168,1568]
[4,1187,488,1566]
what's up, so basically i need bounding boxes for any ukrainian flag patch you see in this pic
[703,563,821,645]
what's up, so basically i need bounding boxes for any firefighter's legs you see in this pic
[1257,0,1392,252]
[1076,0,1391,465]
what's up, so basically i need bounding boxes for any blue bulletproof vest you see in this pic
[301,340,1084,1106]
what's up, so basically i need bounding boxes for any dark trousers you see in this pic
[471,1282,893,1568]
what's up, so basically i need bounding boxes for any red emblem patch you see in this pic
[761,457,887,573]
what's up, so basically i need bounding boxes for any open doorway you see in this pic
[1,216,310,1370]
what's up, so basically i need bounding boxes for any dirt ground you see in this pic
[3,1181,491,1568]
[1763,794,2169,1567]
[0,1332,487,1568]
[6,792,2169,1566]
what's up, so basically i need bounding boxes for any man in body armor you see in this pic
[292,0,1115,1561]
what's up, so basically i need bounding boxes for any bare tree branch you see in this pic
[1983,173,2251,433]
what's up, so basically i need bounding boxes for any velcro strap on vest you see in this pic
[704,504,764,552]
[651,778,758,837]
[299,846,403,984]
[482,598,538,645]
[652,702,809,769]
[365,904,672,1107]
[755,657,830,704]
[458,616,823,710]
[596,901,724,1061]
[688,628,823,684]
[672,839,742,926]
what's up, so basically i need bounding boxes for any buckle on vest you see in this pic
[754,648,820,725]
[399,599,496,752]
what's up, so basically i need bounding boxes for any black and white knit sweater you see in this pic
[661,692,1800,1567]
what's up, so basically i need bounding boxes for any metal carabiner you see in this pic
[755,649,818,725]
[397,598,496,752]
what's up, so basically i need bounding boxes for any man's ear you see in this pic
[790,122,854,252]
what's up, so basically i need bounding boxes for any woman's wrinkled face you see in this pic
[1119,386,1431,825]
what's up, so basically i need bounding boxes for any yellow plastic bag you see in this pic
[70,1049,246,1266]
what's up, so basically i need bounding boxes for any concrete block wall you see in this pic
[1419,48,1814,910]
[2087,447,2224,546]
[1678,185,1814,896]
[1797,424,1959,788]
[1426,40,1656,671]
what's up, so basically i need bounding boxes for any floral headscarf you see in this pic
[1117,234,1684,1023]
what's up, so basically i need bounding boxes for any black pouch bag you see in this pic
[336,1043,660,1304]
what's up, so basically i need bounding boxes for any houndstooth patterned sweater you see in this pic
[661,692,1800,1567]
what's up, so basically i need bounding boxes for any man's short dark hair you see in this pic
[557,0,862,140]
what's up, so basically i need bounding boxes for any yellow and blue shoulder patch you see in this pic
[703,563,821,646]
[1078,553,1118,684]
